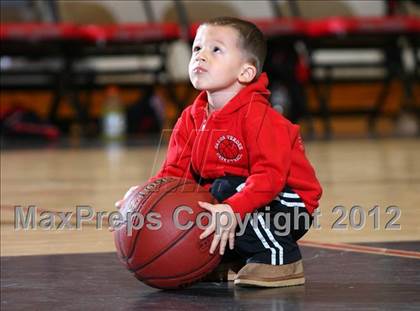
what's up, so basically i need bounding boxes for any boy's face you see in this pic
[189,25,247,92]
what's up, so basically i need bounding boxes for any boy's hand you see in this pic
[198,201,237,256]
[109,185,140,232]
[114,185,140,210]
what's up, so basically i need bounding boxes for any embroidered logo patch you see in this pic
[215,135,243,163]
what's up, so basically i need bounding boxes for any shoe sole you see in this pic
[234,276,305,288]
[228,271,238,281]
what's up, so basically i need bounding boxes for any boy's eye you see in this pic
[213,47,221,53]
[193,46,201,52]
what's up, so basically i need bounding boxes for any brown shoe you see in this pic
[234,260,305,287]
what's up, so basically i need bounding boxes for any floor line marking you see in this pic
[299,240,420,259]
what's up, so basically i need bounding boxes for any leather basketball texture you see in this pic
[114,177,221,289]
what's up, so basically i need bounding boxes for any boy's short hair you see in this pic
[201,17,267,77]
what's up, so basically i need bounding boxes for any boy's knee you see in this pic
[210,176,247,202]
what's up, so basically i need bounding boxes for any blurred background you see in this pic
[1,0,419,146]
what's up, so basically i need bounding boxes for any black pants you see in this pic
[210,176,312,265]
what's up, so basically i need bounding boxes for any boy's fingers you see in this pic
[115,200,123,209]
[117,185,140,209]
[123,186,139,200]
[229,231,235,250]
[209,234,221,254]
[219,232,229,255]
[198,201,213,211]
[199,224,215,240]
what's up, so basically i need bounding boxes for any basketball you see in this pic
[113,177,222,289]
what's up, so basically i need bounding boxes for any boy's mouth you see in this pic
[193,66,208,74]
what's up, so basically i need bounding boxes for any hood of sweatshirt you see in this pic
[190,72,271,123]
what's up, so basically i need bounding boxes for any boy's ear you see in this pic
[238,63,257,83]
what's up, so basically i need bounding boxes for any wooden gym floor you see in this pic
[1,138,420,310]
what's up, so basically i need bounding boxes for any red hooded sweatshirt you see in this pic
[153,73,322,219]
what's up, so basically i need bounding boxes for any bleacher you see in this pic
[1,0,419,139]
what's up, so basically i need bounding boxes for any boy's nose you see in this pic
[195,51,207,62]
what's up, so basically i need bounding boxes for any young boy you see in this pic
[119,17,322,288]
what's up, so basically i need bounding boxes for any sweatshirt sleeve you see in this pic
[150,108,195,182]
[224,106,293,219]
